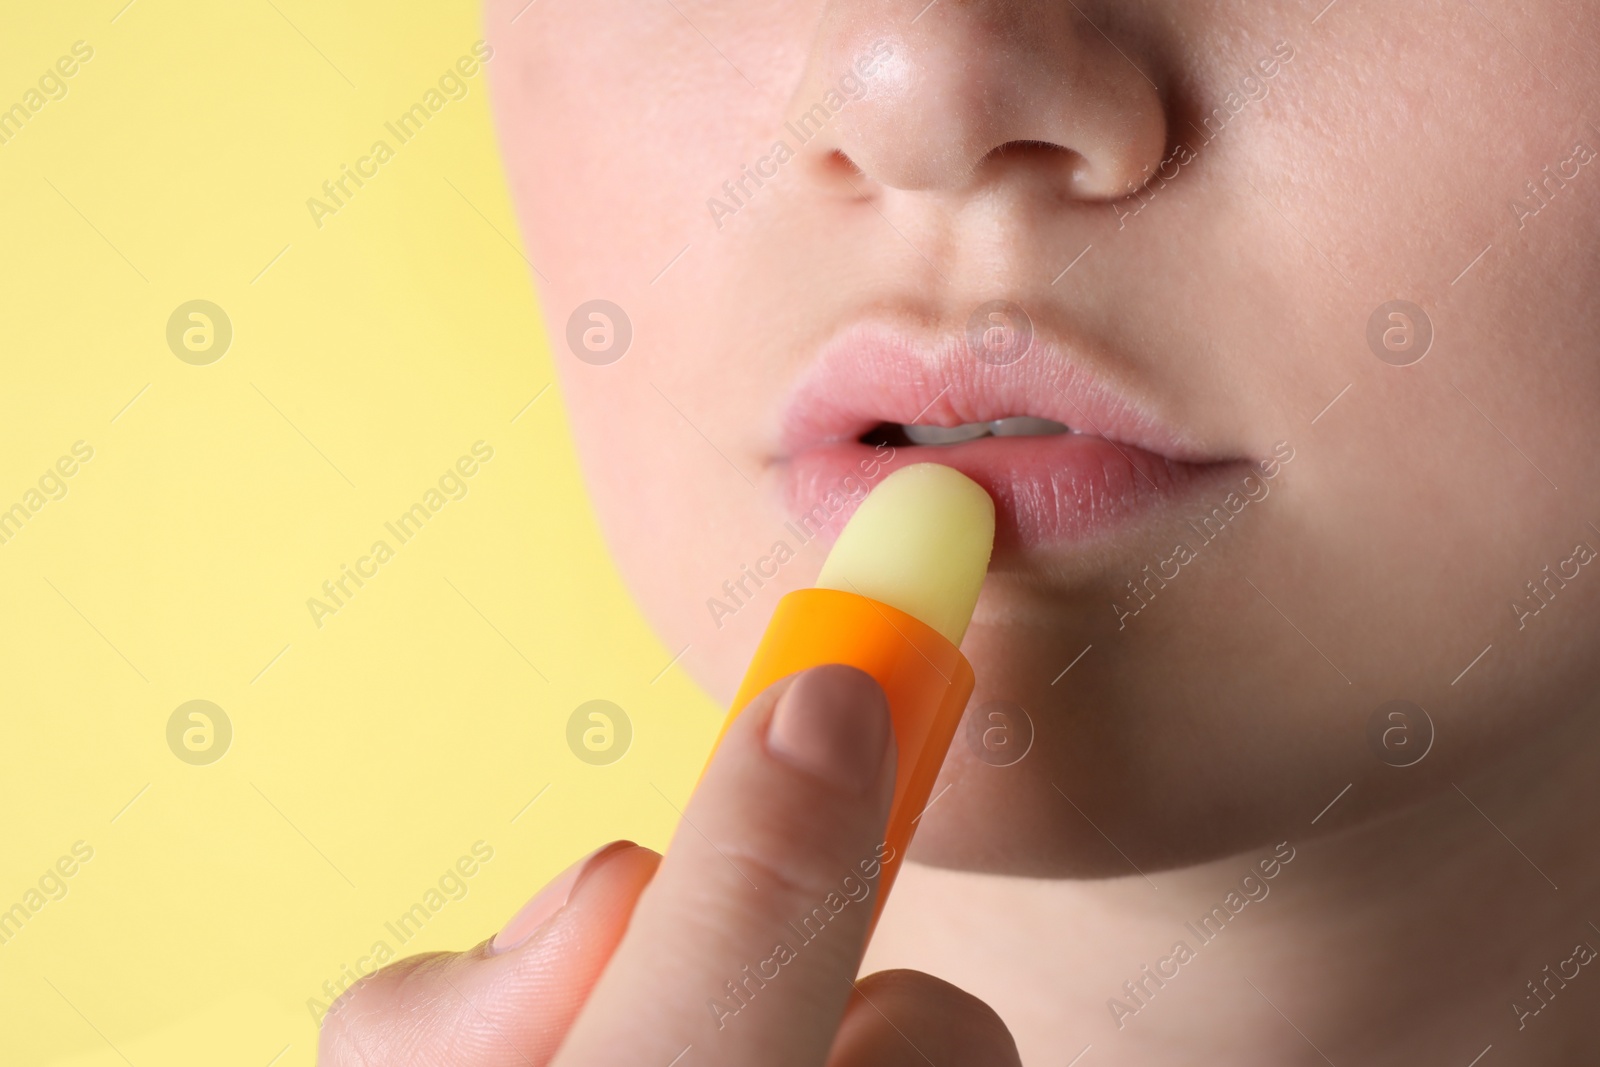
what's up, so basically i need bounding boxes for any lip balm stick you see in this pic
[703,463,995,927]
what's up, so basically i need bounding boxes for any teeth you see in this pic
[988,416,1070,437]
[901,417,1070,446]
[902,422,992,445]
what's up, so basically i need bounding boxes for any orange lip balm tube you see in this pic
[704,463,996,925]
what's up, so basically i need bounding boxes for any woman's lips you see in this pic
[774,323,1248,551]
[784,434,1231,551]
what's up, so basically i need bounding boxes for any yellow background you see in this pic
[0,4,711,1064]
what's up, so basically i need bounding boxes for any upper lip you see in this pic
[776,318,1224,464]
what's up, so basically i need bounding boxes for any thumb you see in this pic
[317,840,660,1067]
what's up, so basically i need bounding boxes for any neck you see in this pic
[868,705,1600,1065]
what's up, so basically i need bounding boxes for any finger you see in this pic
[318,841,660,1067]
[554,664,897,1067]
[828,969,1021,1067]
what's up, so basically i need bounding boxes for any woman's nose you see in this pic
[794,0,1168,200]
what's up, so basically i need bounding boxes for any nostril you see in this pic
[984,138,1085,172]
[993,139,1073,157]
[823,148,866,180]
[811,147,877,199]
[981,138,1119,200]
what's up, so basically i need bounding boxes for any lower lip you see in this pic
[782,434,1239,552]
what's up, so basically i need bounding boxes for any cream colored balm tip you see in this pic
[814,463,996,646]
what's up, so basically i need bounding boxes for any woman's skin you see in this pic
[321,0,1600,1062]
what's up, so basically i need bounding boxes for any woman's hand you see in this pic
[317,664,1020,1066]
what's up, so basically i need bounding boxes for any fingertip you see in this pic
[489,842,662,960]
[832,969,1021,1067]
[765,664,892,795]
[490,839,639,956]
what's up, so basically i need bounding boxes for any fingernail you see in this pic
[489,840,634,955]
[765,664,890,795]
